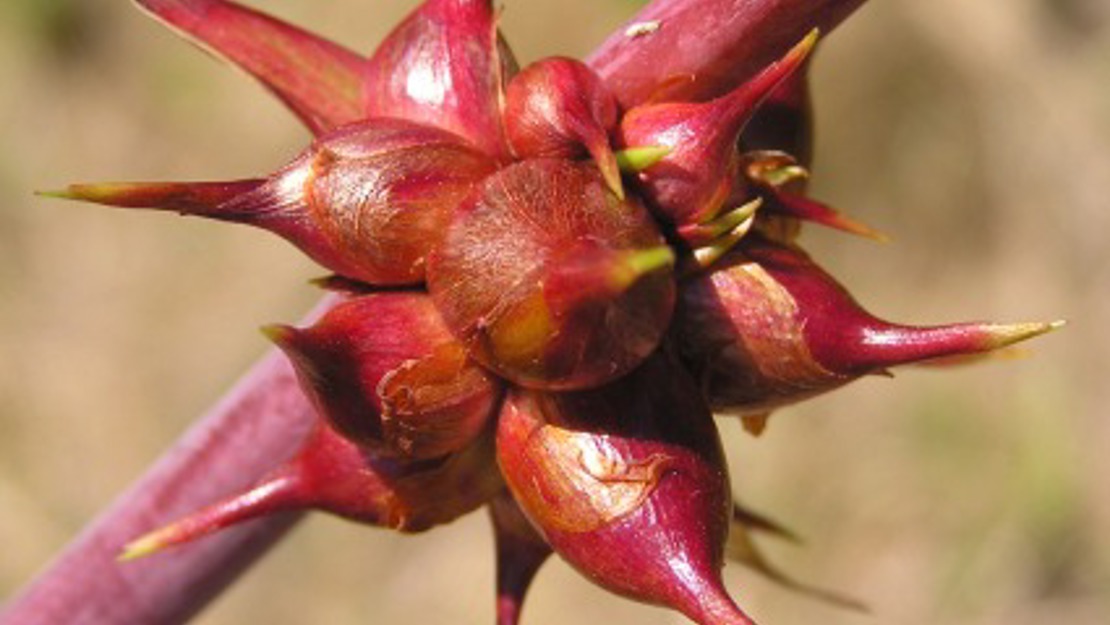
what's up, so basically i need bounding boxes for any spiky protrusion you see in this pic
[120,422,503,560]
[677,236,1063,418]
[51,119,497,285]
[618,30,818,234]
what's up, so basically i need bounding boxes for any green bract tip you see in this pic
[615,145,672,172]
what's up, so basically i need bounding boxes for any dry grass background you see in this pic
[1,0,1108,623]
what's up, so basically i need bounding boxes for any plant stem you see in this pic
[0,344,316,624]
[588,0,866,107]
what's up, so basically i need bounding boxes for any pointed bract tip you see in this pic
[610,245,675,290]
[689,198,761,271]
[775,29,820,74]
[678,199,761,245]
[797,28,821,58]
[260,323,299,349]
[117,528,172,562]
[826,211,891,243]
[716,28,818,123]
[30,179,264,215]
[35,188,79,200]
[727,197,761,224]
[36,183,130,205]
[615,145,672,172]
[307,275,338,290]
[593,146,625,200]
[982,320,1065,350]
[768,191,888,242]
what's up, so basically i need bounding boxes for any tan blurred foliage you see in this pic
[1,1,1107,624]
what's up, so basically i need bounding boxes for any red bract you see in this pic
[17,0,1063,624]
[267,292,501,458]
[496,353,746,624]
[55,118,497,285]
[676,235,1059,433]
[363,0,514,158]
[428,159,676,390]
[618,31,816,233]
[120,418,502,560]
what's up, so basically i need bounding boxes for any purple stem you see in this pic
[4,0,869,622]
[1,343,317,624]
[588,0,866,107]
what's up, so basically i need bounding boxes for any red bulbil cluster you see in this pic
[45,1,1060,623]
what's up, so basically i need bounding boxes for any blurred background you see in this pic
[1,0,1107,623]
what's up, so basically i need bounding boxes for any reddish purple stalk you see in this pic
[0,349,313,624]
[5,0,870,622]
[588,0,866,107]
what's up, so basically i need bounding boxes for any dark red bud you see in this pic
[489,491,552,625]
[363,0,514,159]
[120,422,502,560]
[677,236,1062,417]
[428,159,675,390]
[51,118,497,285]
[266,292,501,459]
[617,31,817,232]
[496,353,755,625]
[504,56,623,196]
